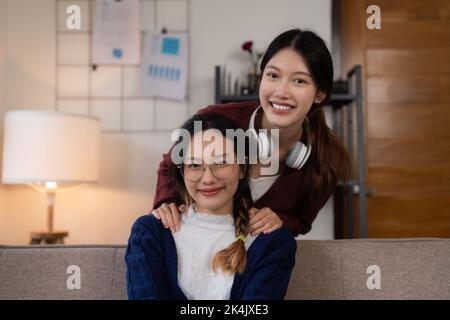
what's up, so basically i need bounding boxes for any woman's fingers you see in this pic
[263,219,283,234]
[163,203,178,233]
[151,209,161,220]
[248,207,259,219]
[164,204,175,232]
[249,215,272,235]
[158,204,170,229]
[248,207,268,227]
[248,210,268,233]
[248,207,283,236]
[153,203,184,233]
[169,203,181,232]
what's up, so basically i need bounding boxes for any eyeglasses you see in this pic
[179,160,237,182]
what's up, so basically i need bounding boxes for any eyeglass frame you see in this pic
[177,162,238,182]
[177,156,248,182]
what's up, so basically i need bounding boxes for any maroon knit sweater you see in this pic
[152,100,333,236]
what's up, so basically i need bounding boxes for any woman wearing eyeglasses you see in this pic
[125,113,296,300]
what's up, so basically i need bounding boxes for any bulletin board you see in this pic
[55,0,190,133]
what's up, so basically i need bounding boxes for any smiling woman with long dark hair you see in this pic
[126,113,296,300]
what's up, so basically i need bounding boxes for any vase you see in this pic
[247,72,260,95]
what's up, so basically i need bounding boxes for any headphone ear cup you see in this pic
[298,142,312,169]
[286,141,309,169]
[248,128,258,162]
[248,128,271,162]
[257,131,272,160]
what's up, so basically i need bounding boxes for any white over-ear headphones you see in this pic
[248,106,312,170]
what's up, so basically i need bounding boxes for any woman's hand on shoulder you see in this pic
[151,203,186,233]
[247,207,283,236]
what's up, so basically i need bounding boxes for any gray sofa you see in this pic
[1,238,449,299]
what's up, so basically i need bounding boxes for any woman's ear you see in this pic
[314,91,326,104]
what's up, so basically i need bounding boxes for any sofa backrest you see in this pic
[1,239,449,299]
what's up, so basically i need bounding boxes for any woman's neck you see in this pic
[193,203,233,216]
[259,111,304,152]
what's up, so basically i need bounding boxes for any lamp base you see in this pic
[30,230,69,245]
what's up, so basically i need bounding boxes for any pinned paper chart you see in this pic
[92,0,140,64]
[140,32,188,101]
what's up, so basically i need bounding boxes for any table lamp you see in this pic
[2,110,100,244]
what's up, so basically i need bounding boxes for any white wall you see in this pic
[0,0,9,236]
[0,0,6,107]
[0,0,333,244]
[189,0,332,113]
[5,0,56,110]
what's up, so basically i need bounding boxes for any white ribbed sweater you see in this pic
[172,205,256,300]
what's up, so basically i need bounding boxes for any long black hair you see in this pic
[260,29,350,209]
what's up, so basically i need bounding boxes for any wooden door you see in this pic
[340,0,450,237]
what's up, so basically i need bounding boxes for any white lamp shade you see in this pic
[2,110,100,184]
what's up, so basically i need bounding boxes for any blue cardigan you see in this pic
[125,215,297,300]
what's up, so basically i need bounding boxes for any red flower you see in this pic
[242,41,253,53]
[241,41,262,75]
